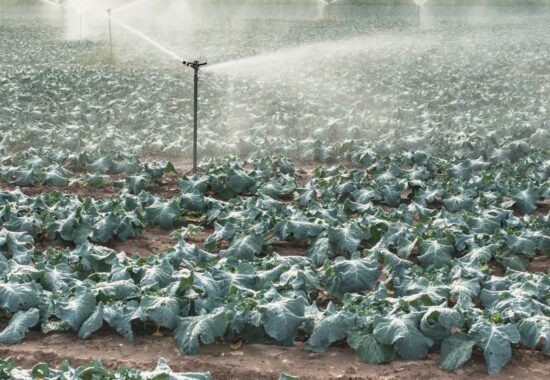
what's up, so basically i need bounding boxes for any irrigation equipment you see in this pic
[316,0,338,23]
[79,3,82,39]
[413,0,429,26]
[107,8,112,55]
[183,60,208,174]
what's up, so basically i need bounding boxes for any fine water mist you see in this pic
[26,1,550,159]
[208,32,436,77]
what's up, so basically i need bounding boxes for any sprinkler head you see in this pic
[183,60,208,71]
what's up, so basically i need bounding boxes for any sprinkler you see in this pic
[79,0,83,39]
[316,0,338,23]
[107,8,112,56]
[182,60,208,174]
[413,0,429,27]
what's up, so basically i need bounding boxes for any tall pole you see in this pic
[108,9,112,56]
[61,6,64,26]
[193,67,198,173]
[183,60,207,174]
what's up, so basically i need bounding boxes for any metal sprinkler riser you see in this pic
[182,60,207,174]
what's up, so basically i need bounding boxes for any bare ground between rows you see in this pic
[102,226,214,257]
[1,330,550,380]
[0,176,182,200]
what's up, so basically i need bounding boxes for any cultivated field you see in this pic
[0,1,549,379]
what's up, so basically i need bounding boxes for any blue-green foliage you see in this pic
[0,152,548,376]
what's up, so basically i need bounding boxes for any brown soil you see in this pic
[273,239,309,257]
[103,226,177,257]
[185,226,215,250]
[1,331,549,380]
[0,173,182,201]
[529,255,550,274]
[35,237,71,252]
[295,165,317,187]
[101,225,214,257]
[487,260,507,277]
[0,182,120,200]
[152,172,181,199]
[536,199,550,216]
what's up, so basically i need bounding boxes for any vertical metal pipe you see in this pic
[61,6,64,26]
[108,9,112,56]
[79,8,82,39]
[193,67,199,174]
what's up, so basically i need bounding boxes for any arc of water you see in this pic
[75,0,183,62]
[108,16,183,61]
[37,0,63,7]
[111,0,155,14]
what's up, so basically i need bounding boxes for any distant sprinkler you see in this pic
[316,0,338,23]
[107,9,112,56]
[79,0,82,39]
[413,0,429,26]
[182,60,208,174]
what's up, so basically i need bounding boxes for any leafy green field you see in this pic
[0,357,211,380]
[0,1,549,378]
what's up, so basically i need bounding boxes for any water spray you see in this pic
[36,0,65,26]
[182,60,207,174]
[111,0,153,14]
[80,0,183,61]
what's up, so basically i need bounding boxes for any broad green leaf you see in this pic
[440,332,475,371]
[307,237,334,266]
[512,188,539,214]
[347,330,395,364]
[516,316,550,353]
[103,301,141,341]
[373,314,433,360]
[0,282,40,312]
[145,199,182,229]
[0,308,39,344]
[0,229,34,263]
[324,254,379,299]
[260,294,306,346]
[469,319,521,375]
[175,308,231,355]
[140,295,179,330]
[420,307,464,343]
[78,303,104,340]
[304,310,355,352]
[328,224,366,255]
[418,239,454,268]
[58,288,96,331]
[219,234,263,261]
[275,218,325,241]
